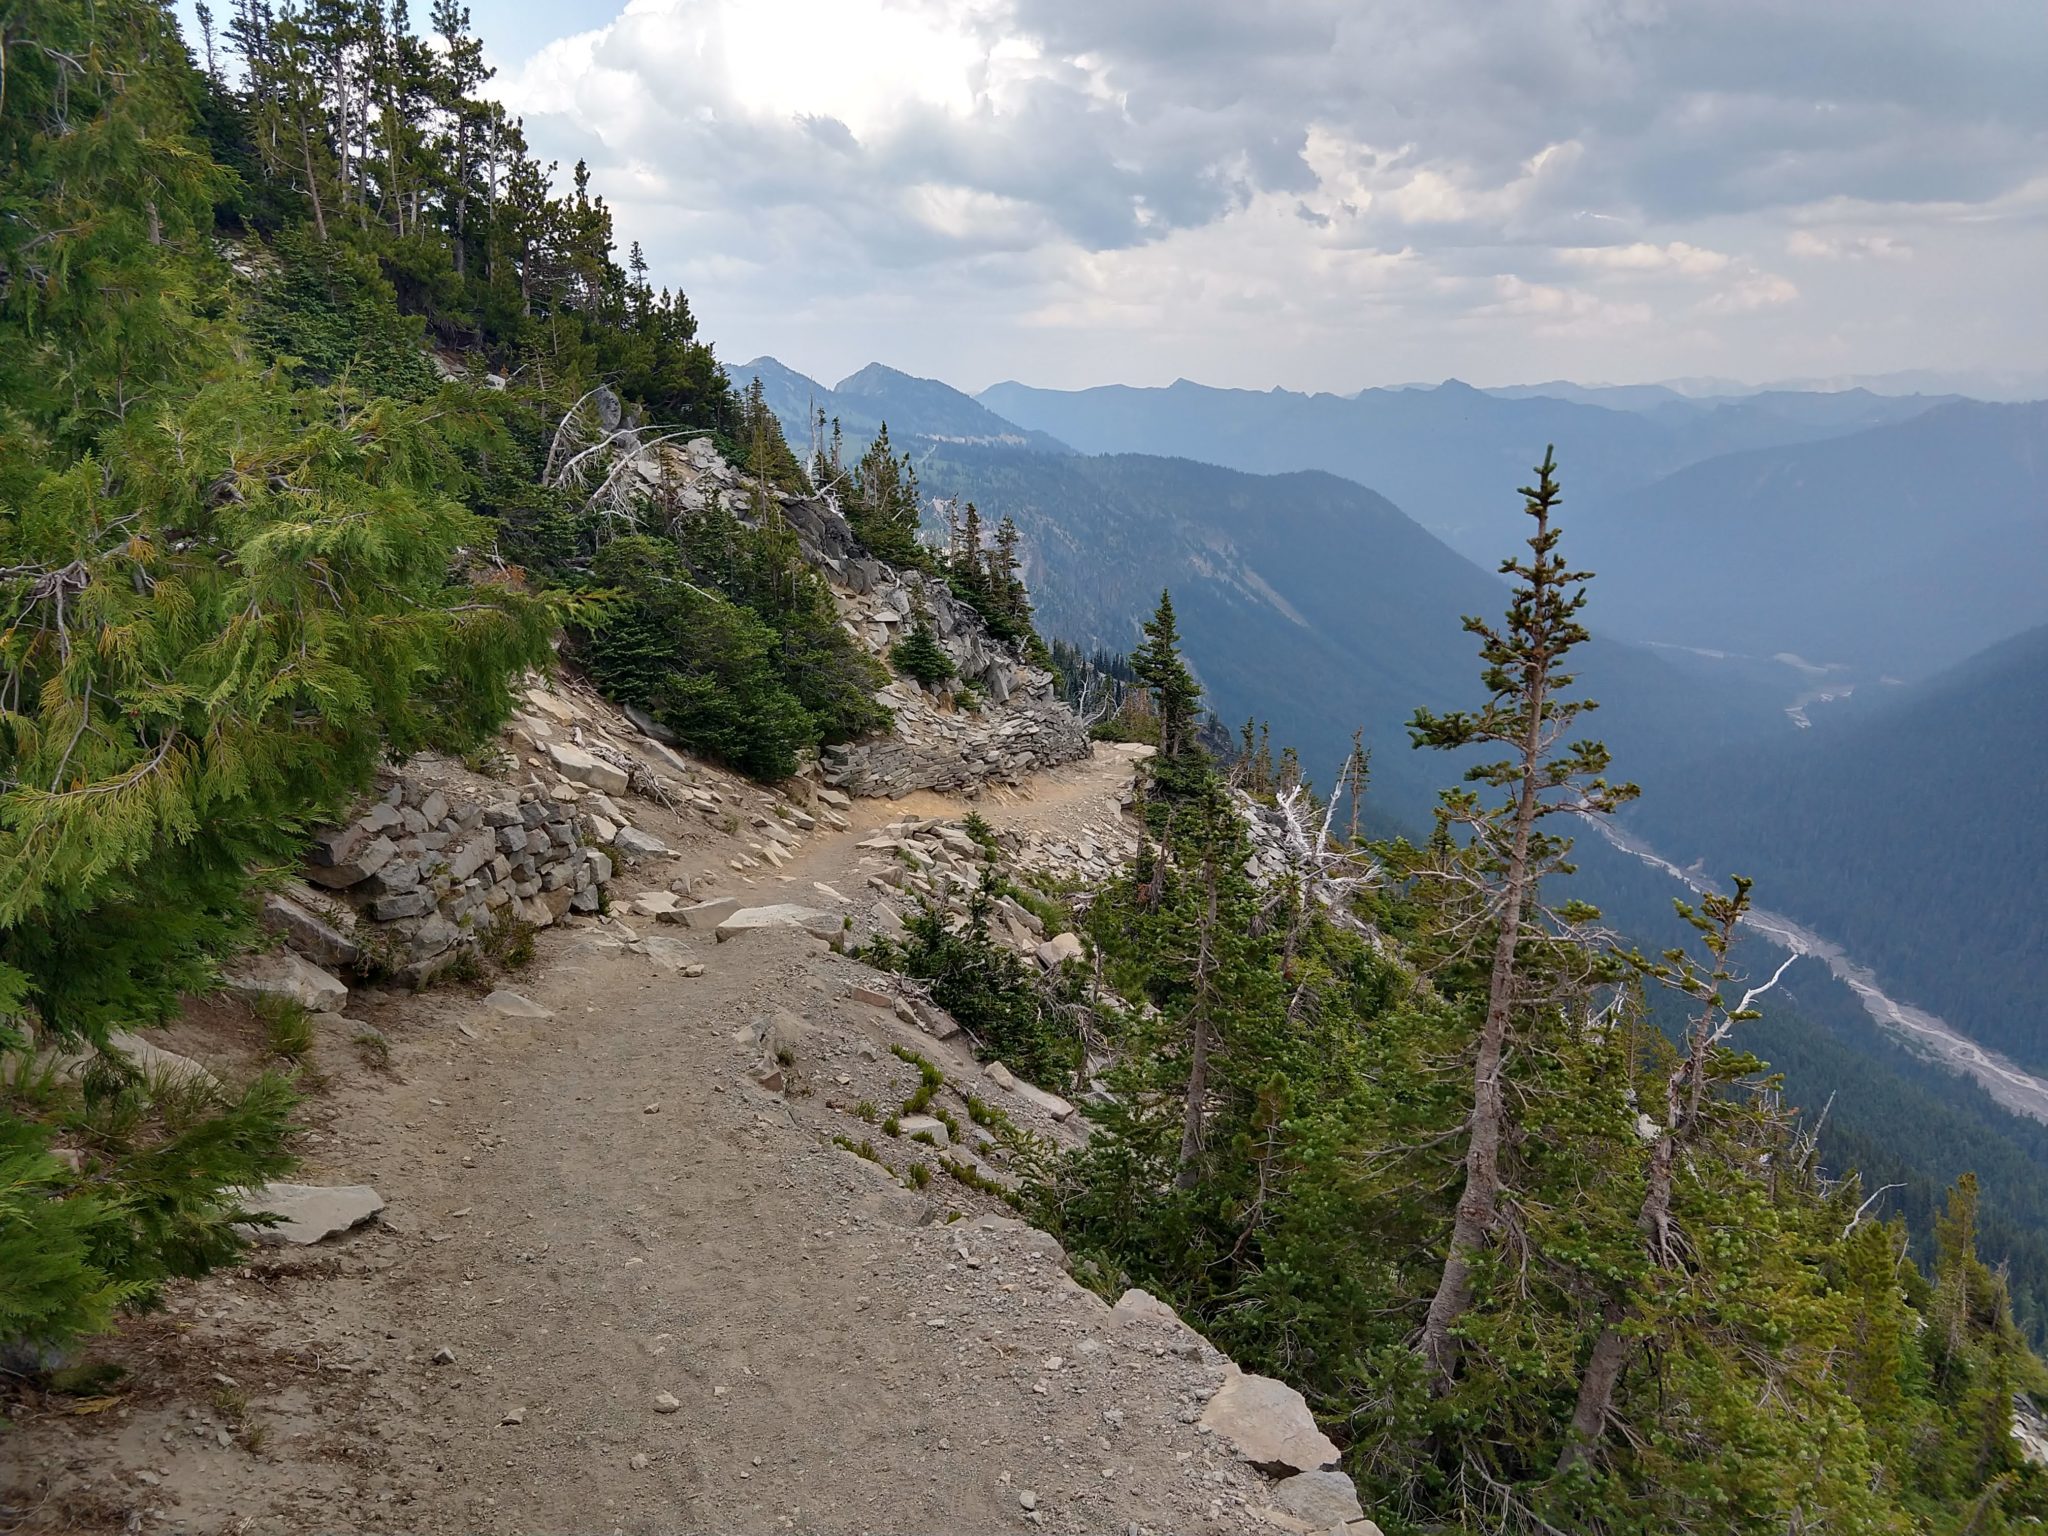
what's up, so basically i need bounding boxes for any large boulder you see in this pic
[1035,931,1084,970]
[1199,1366,1341,1474]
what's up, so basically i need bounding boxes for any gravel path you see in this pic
[6,746,1298,1536]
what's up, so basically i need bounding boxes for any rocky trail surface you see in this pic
[5,706,1372,1536]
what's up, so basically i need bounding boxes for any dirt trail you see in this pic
[6,746,1288,1536]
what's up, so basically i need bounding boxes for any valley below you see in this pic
[1595,819,2048,1125]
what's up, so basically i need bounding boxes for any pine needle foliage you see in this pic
[1,0,549,1358]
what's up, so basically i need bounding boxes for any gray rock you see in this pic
[545,741,629,795]
[259,889,362,969]
[672,896,740,929]
[448,833,497,882]
[624,704,680,745]
[1011,1077,1078,1122]
[1271,1471,1366,1529]
[897,1114,951,1148]
[45,1028,221,1093]
[1198,1367,1341,1474]
[1036,931,1085,970]
[224,950,349,1014]
[303,833,397,889]
[484,989,552,1020]
[612,826,670,859]
[369,888,435,921]
[1110,1287,1193,1331]
[236,1182,385,1246]
[631,935,703,973]
[714,904,844,949]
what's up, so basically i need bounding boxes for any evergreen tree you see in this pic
[849,423,926,566]
[1131,589,1206,802]
[890,606,956,689]
[1,0,550,1354]
[1405,447,1638,1392]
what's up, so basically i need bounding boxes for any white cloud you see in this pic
[484,0,2048,389]
[1787,230,1913,260]
[1558,242,1734,277]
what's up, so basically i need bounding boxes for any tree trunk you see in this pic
[298,116,329,241]
[1557,992,1698,1469]
[1176,1008,1212,1189]
[1557,1303,1634,1470]
[1175,865,1220,1189]
[1418,665,1547,1394]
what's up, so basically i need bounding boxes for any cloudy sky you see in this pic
[477,0,2048,393]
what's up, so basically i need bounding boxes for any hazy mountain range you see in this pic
[735,351,2048,1331]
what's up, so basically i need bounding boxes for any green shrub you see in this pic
[866,879,1079,1089]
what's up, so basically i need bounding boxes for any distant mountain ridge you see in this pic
[975,373,1962,563]
[911,445,1783,829]
[736,356,1070,457]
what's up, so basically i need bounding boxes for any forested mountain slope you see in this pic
[916,447,1783,828]
[7,4,2048,1531]
[1574,401,2048,675]
[1628,623,2048,1072]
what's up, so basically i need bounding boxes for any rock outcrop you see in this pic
[619,438,1092,799]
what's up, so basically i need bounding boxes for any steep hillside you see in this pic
[1627,622,2048,1073]
[917,447,1783,827]
[976,375,1957,563]
[1572,401,2048,676]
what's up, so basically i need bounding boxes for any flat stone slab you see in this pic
[671,897,740,929]
[1271,1470,1366,1528]
[1199,1367,1340,1474]
[1011,1077,1078,1122]
[714,905,844,949]
[897,1114,951,1148]
[237,1182,385,1246]
[484,989,552,1019]
[628,935,703,972]
[224,950,348,1014]
[545,741,629,795]
[612,826,670,859]
[46,1029,221,1093]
